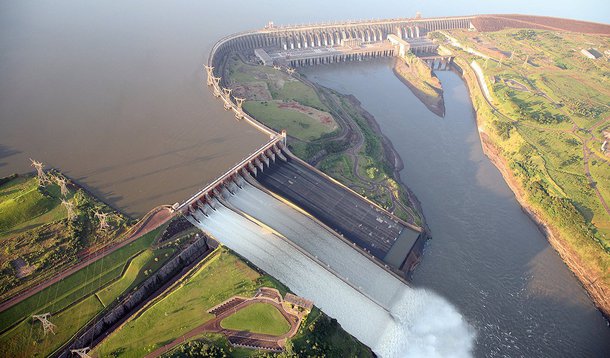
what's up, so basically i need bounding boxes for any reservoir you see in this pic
[2,1,609,356]
[302,60,610,357]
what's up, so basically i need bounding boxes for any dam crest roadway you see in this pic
[173,13,482,357]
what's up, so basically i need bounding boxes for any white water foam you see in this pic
[189,188,475,357]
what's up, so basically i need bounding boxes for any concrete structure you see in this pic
[581,48,602,59]
[210,15,474,71]
[177,133,288,215]
[255,155,423,272]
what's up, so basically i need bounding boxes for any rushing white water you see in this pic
[190,185,475,357]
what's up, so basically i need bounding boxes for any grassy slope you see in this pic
[226,55,335,141]
[0,226,163,332]
[0,175,65,236]
[0,227,169,357]
[444,29,610,308]
[94,247,284,358]
[243,101,331,141]
[0,174,132,301]
[0,295,103,358]
[220,302,291,336]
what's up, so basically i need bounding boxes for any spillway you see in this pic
[189,184,474,357]
[223,180,406,308]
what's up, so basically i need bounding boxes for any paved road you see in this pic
[0,206,174,313]
[145,297,300,358]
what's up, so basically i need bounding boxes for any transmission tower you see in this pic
[222,87,232,98]
[94,210,110,231]
[204,65,214,86]
[233,96,245,110]
[32,313,56,335]
[273,65,281,70]
[30,159,50,186]
[70,347,91,358]
[286,67,295,75]
[55,176,70,197]
[61,199,76,221]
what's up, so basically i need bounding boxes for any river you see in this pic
[1,1,607,217]
[302,60,610,357]
[2,1,609,356]
[189,183,475,357]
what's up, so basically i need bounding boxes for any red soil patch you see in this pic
[473,15,610,35]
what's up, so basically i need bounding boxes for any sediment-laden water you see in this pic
[190,184,475,357]
[302,60,610,357]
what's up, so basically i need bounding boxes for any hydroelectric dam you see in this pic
[175,14,478,357]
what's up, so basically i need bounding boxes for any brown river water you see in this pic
[1,1,609,356]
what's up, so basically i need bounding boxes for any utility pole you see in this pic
[61,199,76,221]
[32,313,56,335]
[30,159,50,186]
[55,176,70,197]
[233,97,245,119]
[94,210,110,231]
[204,65,214,86]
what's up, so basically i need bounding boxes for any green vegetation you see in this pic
[285,307,372,358]
[0,175,63,233]
[96,247,174,307]
[162,333,257,358]
[0,295,103,358]
[220,302,291,336]
[443,28,610,308]
[0,173,130,300]
[225,55,335,141]
[225,56,421,225]
[0,227,170,358]
[94,247,284,357]
[393,52,444,112]
[95,247,371,358]
[243,101,334,141]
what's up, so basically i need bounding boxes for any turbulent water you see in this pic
[189,181,475,357]
[303,61,610,357]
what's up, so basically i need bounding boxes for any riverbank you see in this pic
[223,56,424,227]
[392,57,445,117]
[454,57,610,319]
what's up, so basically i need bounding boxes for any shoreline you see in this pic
[391,58,446,118]
[341,93,429,232]
[454,62,610,320]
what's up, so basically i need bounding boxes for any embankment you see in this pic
[392,57,445,117]
[454,60,610,319]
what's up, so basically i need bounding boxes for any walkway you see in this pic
[145,289,303,357]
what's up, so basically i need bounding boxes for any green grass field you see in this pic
[0,226,163,332]
[443,28,610,297]
[226,56,336,143]
[0,295,103,358]
[220,302,291,336]
[93,247,286,358]
[0,175,66,236]
[243,100,334,141]
[0,226,168,357]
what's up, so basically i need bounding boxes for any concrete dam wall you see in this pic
[209,15,473,70]
[187,176,473,357]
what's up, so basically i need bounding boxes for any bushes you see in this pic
[565,99,605,119]
[493,120,513,140]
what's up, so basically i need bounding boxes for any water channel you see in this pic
[302,60,610,357]
[2,1,609,356]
